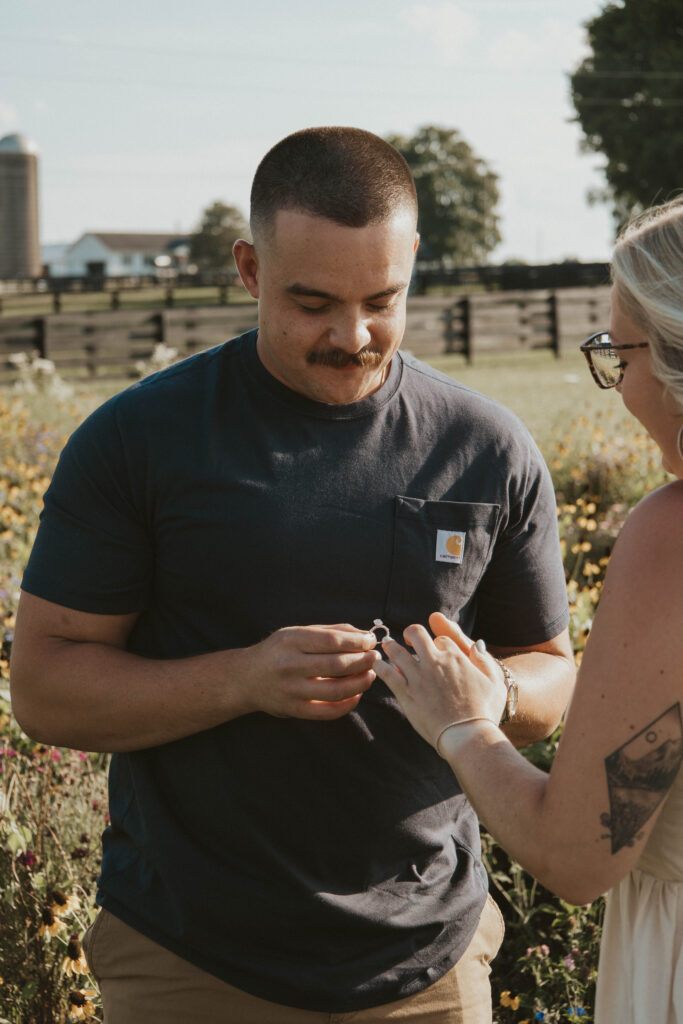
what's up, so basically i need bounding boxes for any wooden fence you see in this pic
[0,287,611,383]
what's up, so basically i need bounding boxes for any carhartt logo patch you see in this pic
[436,530,466,564]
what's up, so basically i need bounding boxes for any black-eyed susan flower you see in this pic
[68,988,98,1020]
[62,934,89,977]
[38,906,66,938]
[49,888,78,916]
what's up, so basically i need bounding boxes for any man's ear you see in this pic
[413,232,420,254]
[233,239,260,298]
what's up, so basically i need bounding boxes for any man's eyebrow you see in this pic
[286,283,409,301]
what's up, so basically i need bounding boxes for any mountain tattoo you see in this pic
[601,703,683,855]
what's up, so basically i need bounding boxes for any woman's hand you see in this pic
[373,615,507,755]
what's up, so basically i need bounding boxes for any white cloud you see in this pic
[486,19,589,73]
[400,3,478,65]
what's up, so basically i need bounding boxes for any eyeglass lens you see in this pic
[590,334,622,387]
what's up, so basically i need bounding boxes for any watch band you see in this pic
[495,658,518,724]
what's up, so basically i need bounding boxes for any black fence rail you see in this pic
[411,260,610,294]
[0,287,611,383]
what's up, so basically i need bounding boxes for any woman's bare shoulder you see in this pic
[608,480,683,583]
[625,478,683,528]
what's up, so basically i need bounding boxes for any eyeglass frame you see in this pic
[580,331,649,389]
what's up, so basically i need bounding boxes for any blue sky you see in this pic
[1,0,615,262]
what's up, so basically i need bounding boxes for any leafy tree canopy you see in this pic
[570,0,683,225]
[385,125,501,264]
[189,201,249,270]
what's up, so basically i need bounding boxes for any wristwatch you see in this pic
[496,658,518,724]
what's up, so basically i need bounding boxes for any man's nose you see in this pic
[329,312,372,353]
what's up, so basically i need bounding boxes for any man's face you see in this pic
[234,208,419,405]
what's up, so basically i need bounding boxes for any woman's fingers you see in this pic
[403,623,439,662]
[372,653,407,691]
[378,637,420,679]
[430,612,487,664]
[429,611,472,651]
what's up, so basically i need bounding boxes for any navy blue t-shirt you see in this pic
[22,331,568,1011]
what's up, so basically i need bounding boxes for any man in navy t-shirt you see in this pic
[11,127,574,1023]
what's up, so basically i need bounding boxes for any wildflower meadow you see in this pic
[0,352,669,1023]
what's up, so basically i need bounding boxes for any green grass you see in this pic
[427,348,631,446]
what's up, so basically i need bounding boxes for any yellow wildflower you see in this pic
[62,934,90,977]
[49,888,79,916]
[500,990,520,1010]
[68,989,98,1020]
[39,907,66,938]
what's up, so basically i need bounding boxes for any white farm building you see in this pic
[48,232,189,279]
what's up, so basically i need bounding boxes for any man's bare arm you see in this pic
[10,592,380,753]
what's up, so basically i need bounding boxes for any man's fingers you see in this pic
[302,649,381,679]
[299,669,377,703]
[302,694,365,720]
[287,625,377,653]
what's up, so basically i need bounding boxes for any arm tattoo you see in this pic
[601,703,683,854]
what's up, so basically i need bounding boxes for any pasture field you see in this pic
[0,350,668,1022]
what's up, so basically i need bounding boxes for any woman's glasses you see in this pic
[580,332,649,389]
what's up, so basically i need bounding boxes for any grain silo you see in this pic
[0,133,41,280]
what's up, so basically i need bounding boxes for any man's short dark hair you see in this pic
[250,127,417,240]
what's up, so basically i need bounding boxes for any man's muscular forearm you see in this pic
[493,648,576,747]
[10,593,379,753]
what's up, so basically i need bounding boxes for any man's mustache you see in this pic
[306,346,384,369]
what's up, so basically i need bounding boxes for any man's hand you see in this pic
[243,623,381,720]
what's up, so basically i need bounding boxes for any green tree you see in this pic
[570,0,683,225]
[189,201,249,270]
[385,125,501,264]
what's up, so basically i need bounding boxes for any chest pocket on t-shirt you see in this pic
[383,497,501,633]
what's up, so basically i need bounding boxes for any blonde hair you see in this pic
[612,195,683,413]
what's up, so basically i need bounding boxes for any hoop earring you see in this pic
[678,423,683,461]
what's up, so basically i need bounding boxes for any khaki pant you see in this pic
[83,895,504,1024]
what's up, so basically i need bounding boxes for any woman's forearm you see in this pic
[438,721,594,903]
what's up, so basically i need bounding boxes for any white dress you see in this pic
[595,764,683,1023]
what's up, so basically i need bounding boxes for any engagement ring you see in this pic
[371,618,392,642]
